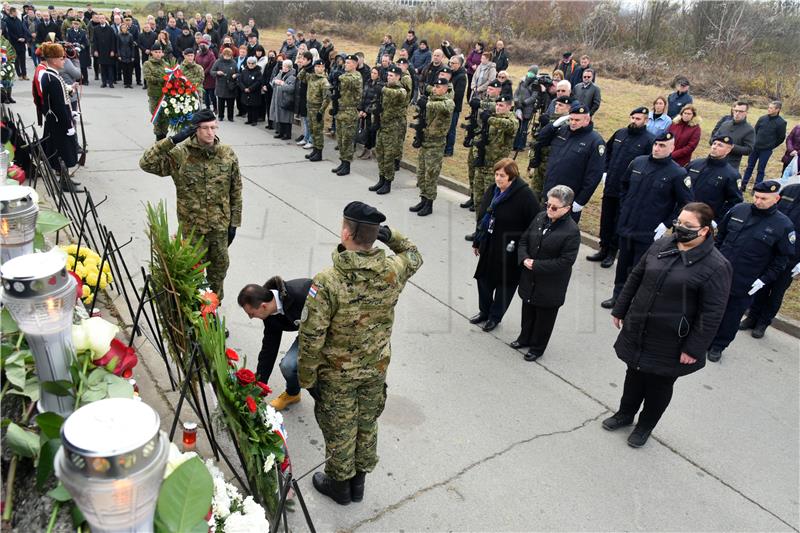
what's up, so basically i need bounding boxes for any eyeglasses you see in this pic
[673,219,701,231]
[545,203,566,211]
[582,75,592,79]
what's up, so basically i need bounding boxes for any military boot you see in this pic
[331,160,344,173]
[312,472,351,505]
[60,177,85,193]
[409,197,426,212]
[336,161,351,176]
[308,149,322,162]
[460,198,474,209]
[350,472,366,502]
[376,179,392,195]
[394,159,400,171]
[369,176,386,191]
[417,199,433,216]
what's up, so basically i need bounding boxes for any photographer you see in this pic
[65,18,90,84]
[513,65,548,152]
[441,39,455,59]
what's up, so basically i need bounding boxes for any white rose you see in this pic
[163,442,197,479]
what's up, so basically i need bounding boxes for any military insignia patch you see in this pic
[300,306,308,322]
[308,284,318,298]
[737,179,742,188]
[598,145,605,156]
[790,231,796,245]
[684,176,691,188]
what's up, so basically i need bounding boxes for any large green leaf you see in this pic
[104,373,134,398]
[6,422,40,458]
[36,439,62,490]
[154,457,213,533]
[36,208,71,235]
[35,412,64,441]
[1,308,19,335]
[47,482,72,502]
[41,380,74,397]
[8,377,40,402]
[3,352,27,390]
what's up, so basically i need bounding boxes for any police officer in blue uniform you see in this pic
[738,182,800,339]
[686,135,743,223]
[588,106,654,268]
[708,180,795,362]
[601,131,693,308]
[532,101,605,223]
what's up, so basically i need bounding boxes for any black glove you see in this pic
[469,98,480,110]
[528,157,540,169]
[480,110,491,122]
[316,111,322,122]
[227,226,237,246]
[377,225,392,244]
[169,125,196,144]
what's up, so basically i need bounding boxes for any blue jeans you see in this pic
[278,338,300,395]
[742,148,773,188]
[302,117,311,143]
[444,110,460,155]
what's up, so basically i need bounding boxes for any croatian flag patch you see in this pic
[308,284,318,298]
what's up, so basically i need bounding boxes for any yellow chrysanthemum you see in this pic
[65,255,76,269]
[85,271,99,288]
[65,244,78,254]
[83,292,94,305]
[98,274,108,290]
[81,284,91,298]
[105,271,113,284]
[102,262,111,274]
[74,263,87,280]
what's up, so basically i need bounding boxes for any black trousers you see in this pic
[710,292,753,351]
[120,62,134,86]
[100,64,114,86]
[598,194,621,254]
[13,43,26,76]
[748,267,794,328]
[517,303,560,354]
[613,237,652,297]
[279,122,293,137]
[618,367,678,431]
[246,105,259,124]
[133,50,141,83]
[477,276,518,323]
[217,97,235,120]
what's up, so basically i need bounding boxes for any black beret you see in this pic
[433,78,449,86]
[386,65,401,75]
[655,131,674,142]
[488,79,502,88]
[183,48,195,55]
[395,58,409,65]
[312,59,324,67]
[753,180,781,193]
[343,201,386,225]
[150,43,163,51]
[191,109,217,125]
[555,95,573,105]
[496,94,512,103]
[563,51,572,58]
[439,66,453,75]
[569,102,588,114]
[711,134,733,145]
[630,106,649,115]
[345,54,358,62]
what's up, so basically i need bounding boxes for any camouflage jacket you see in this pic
[400,73,413,105]
[298,229,423,386]
[139,136,243,232]
[338,70,363,110]
[485,110,518,165]
[143,58,166,100]
[181,62,205,93]
[306,71,331,109]
[423,94,455,143]
[380,83,408,122]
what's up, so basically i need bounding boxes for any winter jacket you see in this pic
[410,47,431,74]
[491,48,509,72]
[4,15,29,44]
[91,24,117,64]
[667,91,693,118]
[293,64,313,116]
[604,125,655,197]
[686,156,743,222]
[269,69,296,124]
[668,116,701,167]
[359,78,382,114]
[196,49,217,89]
[514,77,541,120]
[116,32,136,63]
[572,81,601,115]
[710,115,754,170]
[375,42,396,64]
[466,50,482,77]
[211,57,237,99]
[401,36,418,60]
[536,122,606,206]
[137,29,157,55]
[471,62,496,96]
[782,125,800,167]
[175,33,196,57]
[554,58,577,81]
[753,114,788,151]
[450,67,468,111]
[776,183,800,263]
[612,235,732,375]
[517,210,580,308]
[237,65,262,107]
[646,112,672,138]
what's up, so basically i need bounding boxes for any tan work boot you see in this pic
[358,148,372,160]
[270,391,301,410]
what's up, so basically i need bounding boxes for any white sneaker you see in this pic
[303,142,314,149]
[296,139,306,146]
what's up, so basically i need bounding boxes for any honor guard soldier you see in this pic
[143,43,168,140]
[686,135,743,223]
[330,54,363,176]
[708,180,795,361]
[602,131,693,308]
[305,59,331,162]
[370,65,407,195]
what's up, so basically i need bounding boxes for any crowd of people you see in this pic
[2,2,799,490]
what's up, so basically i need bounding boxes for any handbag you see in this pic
[355,117,368,145]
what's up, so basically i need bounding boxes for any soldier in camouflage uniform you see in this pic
[305,59,330,163]
[330,55,363,176]
[397,58,413,105]
[180,49,205,102]
[139,109,242,300]
[298,201,423,505]
[370,66,407,195]
[410,78,454,217]
[463,81,501,219]
[528,95,572,199]
[143,44,169,140]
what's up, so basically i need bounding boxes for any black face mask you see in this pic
[673,224,701,243]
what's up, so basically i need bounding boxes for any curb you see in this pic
[399,157,800,340]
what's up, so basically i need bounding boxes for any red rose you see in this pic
[246,396,257,413]
[225,348,239,362]
[178,88,184,94]
[163,74,169,80]
[170,90,177,96]
[236,368,256,386]
[256,382,271,397]
[161,87,168,93]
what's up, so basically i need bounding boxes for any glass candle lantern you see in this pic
[0,149,9,181]
[0,186,39,264]
[182,421,197,452]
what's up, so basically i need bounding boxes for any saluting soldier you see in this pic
[370,65,407,195]
[330,54,363,176]
[143,43,168,140]
[527,95,573,200]
[410,77,454,216]
[686,135,743,223]
[139,109,242,300]
[299,201,423,505]
[305,59,330,163]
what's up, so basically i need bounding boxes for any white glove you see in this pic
[653,223,668,241]
[553,115,570,127]
[66,128,76,137]
[792,263,800,278]
[72,111,80,119]
[515,109,523,120]
[712,220,718,229]
[572,202,584,213]
[601,172,607,184]
[748,279,765,295]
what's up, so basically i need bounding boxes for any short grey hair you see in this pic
[282,59,293,68]
[770,100,782,111]
[557,79,571,92]
[547,185,574,206]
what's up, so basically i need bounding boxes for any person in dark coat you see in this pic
[401,30,418,60]
[65,19,90,84]
[741,101,788,192]
[237,56,262,125]
[709,102,754,172]
[444,55,467,156]
[211,46,237,121]
[606,202,732,448]
[470,158,541,331]
[357,67,383,159]
[91,14,116,88]
[38,42,79,181]
[512,185,580,361]
[686,135,743,222]
[269,59,296,139]
[4,7,30,78]
[261,50,278,126]
[491,40,509,72]
[116,23,136,88]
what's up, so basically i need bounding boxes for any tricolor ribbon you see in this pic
[150,64,186,125]
[274,422,291,473]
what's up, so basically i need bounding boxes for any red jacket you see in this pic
[669,117,701,167]
[196,49,217,89]
[782,124,800,166]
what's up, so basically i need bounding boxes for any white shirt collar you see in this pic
[271,289,284,315]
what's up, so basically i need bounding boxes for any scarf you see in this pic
[476,185,513,243]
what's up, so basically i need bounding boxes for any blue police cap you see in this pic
[753,180,781,193]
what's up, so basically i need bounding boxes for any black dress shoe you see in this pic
[600,297,616,309]
[738,316,756,330]
[312,472,351,505]
[523,350,542,362]
[586,250,606,262]
[707,348,722,363]
[273,132,283,138]
[600,253,616,269]
[482,319,498,332]
[460,198,474,209]
[751,324,767,339]
[468,313,487,324]
[509,340,528,349]
[602,413,634,431]
[627,426,652,448]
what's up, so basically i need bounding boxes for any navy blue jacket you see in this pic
[617,155,693,242]
[4,16,30,44]
[667,91,693,118]
[687,156,743,222]
[716,202,794,295]
[777,183,800,263]
[604,125,654,197]
[537,122,606,206]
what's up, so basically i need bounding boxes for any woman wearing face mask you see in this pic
[606,202,732,448]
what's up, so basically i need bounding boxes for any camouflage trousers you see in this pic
[190,229,229,300]
[416,141,445,200]
[529,149,549,201]
[472,165,494,220]
[308,106,325,150]
[149,97,169,138]
[315,375,387,481]
[376,118,405,182]
[335,108,358,161]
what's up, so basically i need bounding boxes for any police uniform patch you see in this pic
[790,231,796,245]
[598,145,605,156]
[684,176,691,188]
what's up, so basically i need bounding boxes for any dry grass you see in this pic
[258,28,800,322]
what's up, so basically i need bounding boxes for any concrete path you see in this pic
[13,71,799,532]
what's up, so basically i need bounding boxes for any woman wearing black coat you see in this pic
[116,24,137,88]
[606,202,732,448]
[261,51,278,127]
[357,67,382,159]
[512,185,580,361]
[237,56,262,125]
[471,158,541,331]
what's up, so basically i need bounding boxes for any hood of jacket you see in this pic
[332,245,388,282]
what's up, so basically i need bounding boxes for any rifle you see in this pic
[460,96,481,147]
[372,84,383,131]
[473,109,491,167]
[410,94,427,148]
[329,72,341,117]
[77,87,87,166]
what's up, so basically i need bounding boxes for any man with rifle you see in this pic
[369,65,407,195]
[330,55,362,176]
[528,95,573,199]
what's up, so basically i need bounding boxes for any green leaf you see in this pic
[1,308,19,335]
[36,439,61,490]
[41,380,74,397]
[104,374,134,399]
[35,412,64,441]
[9,377,40,402]
[86,368,106,386]
[80,382,108,403]
[154,457,213,533]
[6,422,41,458]
[4,356,27,390]
[47,482,72,502]
[36,209,71,235]
[33,231,44,251]
[70,505,85,528]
